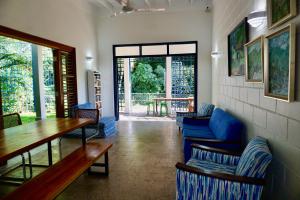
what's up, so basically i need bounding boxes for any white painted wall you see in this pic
[0,0,99,104]
[97,10,212,116]
[212,0,300,199]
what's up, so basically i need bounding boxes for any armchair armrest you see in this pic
[186,137,240,145]
[176,162,265,185]
[191,144,242,156]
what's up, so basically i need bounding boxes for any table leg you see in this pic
[104,151,109,175]
[47,141,53,166]
[82,127,86,145]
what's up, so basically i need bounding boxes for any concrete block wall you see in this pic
[212,0,300,199]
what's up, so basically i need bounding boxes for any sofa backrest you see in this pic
[208,108,243,141]
[235,136,272,178]
[198,103,215,117]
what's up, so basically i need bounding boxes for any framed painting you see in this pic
[228,18,249,76]
[264,24,295,102]
[267,0,297,29]
[245,36,264,83]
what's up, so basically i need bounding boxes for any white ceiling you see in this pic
[91,0,212,15]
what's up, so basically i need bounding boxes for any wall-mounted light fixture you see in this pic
[86,56,93,62]
[211,51,222,58]
[248,10,267,28]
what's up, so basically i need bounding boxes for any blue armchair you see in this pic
[182,108,243,162]
[176,103,215,130]
[176,136,272,200]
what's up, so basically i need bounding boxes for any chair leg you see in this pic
[20,154,27,182]
[27,151,33,180]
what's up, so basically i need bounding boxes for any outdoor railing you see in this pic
[119,93,192,114]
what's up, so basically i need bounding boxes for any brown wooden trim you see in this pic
[191,144,242,156]
[53,50,64,118]
[176,162,265,185]
[185,137,240,144]
[0,25,74,52]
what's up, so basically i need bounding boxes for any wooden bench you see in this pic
[2,142,113,200]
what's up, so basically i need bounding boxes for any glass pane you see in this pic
[142,45,167,55]
[169,44,196,54]
[115,46,140,56]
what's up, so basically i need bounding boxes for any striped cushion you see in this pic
[187,158,236,175]
[235,136,272,178]
[198,103,215,116]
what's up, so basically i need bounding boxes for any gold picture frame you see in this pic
[264,24,295,102]
[267,0,297,29]
[245,36,264,83]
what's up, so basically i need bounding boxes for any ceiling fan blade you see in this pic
[114,0,128,6]
[136,8,166,12]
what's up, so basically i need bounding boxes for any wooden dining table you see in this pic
[0,118,93,164]
[152,97,194,115]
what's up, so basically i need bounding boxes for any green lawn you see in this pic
[20,113,56,124]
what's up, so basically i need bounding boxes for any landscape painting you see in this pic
[228,18,248,76]
[265,24,295,101]
[245,36,263,82]
[268,0,296,28]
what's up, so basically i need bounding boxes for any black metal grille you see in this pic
[117,58,125,112]
[171,55,195,111]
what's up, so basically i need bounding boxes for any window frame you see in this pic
[0,25,77,117]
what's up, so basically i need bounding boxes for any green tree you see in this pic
[154,65,165,92]
[0,36,32,113]
[131,63,160,93]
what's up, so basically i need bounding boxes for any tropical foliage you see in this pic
[0,36,55,115]
[0,36,33,113]
[131,58,166,93]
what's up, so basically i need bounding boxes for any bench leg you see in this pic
[88,151,109,176]
[82,127,86,145]
[48,141,53,166]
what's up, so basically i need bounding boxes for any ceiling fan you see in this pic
[114,0,166,15]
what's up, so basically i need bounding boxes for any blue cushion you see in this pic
[208,108,243,141]
[187,158,236,175]
[235,136,272,178]
[198,103,215,116]
[183,127,215,139]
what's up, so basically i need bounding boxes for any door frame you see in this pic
[113,41,198,120]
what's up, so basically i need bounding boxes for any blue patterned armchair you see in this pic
[176,136,272,200]
[176,103,215,130]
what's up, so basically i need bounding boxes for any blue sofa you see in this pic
[182,108,243,161]
[176,136,272,200]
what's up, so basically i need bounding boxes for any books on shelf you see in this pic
[87,70,102,117]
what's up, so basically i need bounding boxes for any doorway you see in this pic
[113,42,198,120]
